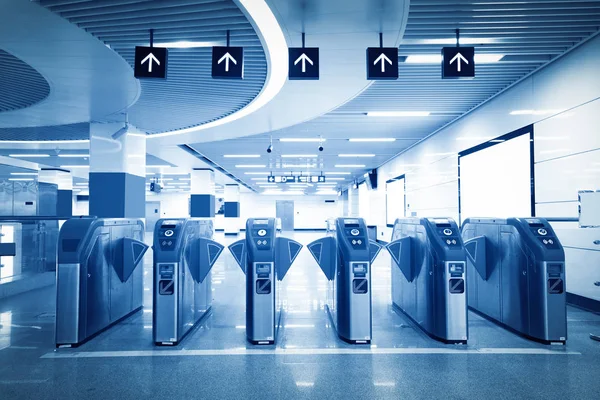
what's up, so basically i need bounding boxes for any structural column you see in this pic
[88,121,146,218]
[190,168,215,218]
[38,168,72,217]
[224,184,240,235]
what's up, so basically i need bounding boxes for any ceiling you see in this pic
[193,0,600,192]
[38,0,267,135]
[0,50,50,113]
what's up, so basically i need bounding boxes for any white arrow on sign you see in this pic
[449,52,468,72]
[218,52,237,72]
[374,53,392,73]
[141,52,160,73]
[294,53,313,73]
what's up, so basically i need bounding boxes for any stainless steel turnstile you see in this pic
[385,218,468,343]
[55,218,148,347]
[308,218,382,344]
[461,217,567,344]
[228,218,302,344]
[153,218,224,345]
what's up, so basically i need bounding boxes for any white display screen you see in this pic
[386,177,405,225]
[460,133,532,221]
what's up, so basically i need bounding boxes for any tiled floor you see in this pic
[1,231,599,399]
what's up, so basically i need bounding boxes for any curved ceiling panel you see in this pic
[0,50,50,112]
[40,0,267,134]
[0,0,139,130]
[0,123,89,142]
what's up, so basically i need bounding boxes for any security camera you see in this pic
[318,145,324,152]
[267,144,273,153]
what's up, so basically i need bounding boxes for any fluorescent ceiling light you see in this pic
[405,54,503,63]
[348,138,396,142]
[338,154,376,158]
[9,154,50,158]
[325,177,346,181]
[251,178,267,181]
[509,109,563,116]
[60,165,89,168]
[74,182,88,186]
[282,164,317,168]
[366,111,430,117]
[316,191,337,195]
[325,172,351,175]
[0,140,89,144]
[57,154,89,158]
[335,164,366,168]
[281,154,318,158]
[279,138,325,143]
[244,172,270,175]
[235,164,266,168]
[147,164,172,168]
[8,178,34,181]
[151,41,219,48]
[224,154,261,158]
[147,0,287,139]
[402,38,498,45]
[10,172,38,176]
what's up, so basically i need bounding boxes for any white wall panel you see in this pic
[535,149,600,203]
[536,202,579,219]
[535,100,600,163]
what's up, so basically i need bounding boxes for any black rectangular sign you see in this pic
[212,46,244,79]
[366,47,398,80]
[134,46,167,79]
[289,47,319,80]
[442,47,475,79]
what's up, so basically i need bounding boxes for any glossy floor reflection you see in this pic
[1,231,599,399]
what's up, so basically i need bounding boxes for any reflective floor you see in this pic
[1,231,600,399]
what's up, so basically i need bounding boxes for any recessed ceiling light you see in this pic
[402,38,498,45]
[281,154,318,158]
[366,111,430,117]
[405,54,503,63]
[244,172,270,175]
[509,109,562,116]
[324,177,345,181]
[224,154,261,158]
[335,164,366,168]
[325,172,351,175]
[251,178,267,181]
[235,165,266,168]
[8,178,34,181]
[348,138,396,142]
[57,154,89,158]
[60,165,89,168]
[147,164,172,168]
[279,138,326,142]
[10,172,38,176]
[338,154,376,157]
[9,154,50,158]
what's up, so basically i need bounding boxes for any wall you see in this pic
[373,34,600,301]
[145,191,339,230]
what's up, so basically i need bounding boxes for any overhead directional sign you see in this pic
[442,46,475,79]
[212,46,244,79]
[134,46,167,79]
[298,175,326,183]
[289,47,319,80]
[268,176,296,183]
[366,47,398,80]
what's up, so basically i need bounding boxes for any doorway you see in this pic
[145,201,161,232]
[276,201,294,231]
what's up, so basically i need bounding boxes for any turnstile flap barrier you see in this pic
[386,237,414,282]
[307,237,336,281]
[464,235,490,280]
[275,237,303,280]
[228,239,246,274]
[369,240,382,264]
[191,238,224,283]
[113,237,149,283]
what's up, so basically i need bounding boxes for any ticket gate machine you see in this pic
[307,218,382,344]
[153,218,224,345]
[228,218,303,344]
[385,218,468,344]
[56,218,148,347]
[461,218,567,344]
